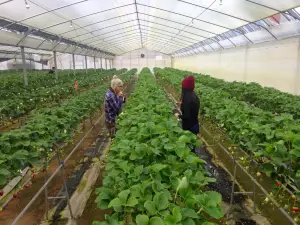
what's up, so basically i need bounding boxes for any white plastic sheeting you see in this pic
[0,0,300,56]
[113,48,171,71]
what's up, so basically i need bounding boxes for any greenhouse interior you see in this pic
[1,0,300,225]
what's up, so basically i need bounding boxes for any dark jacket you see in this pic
[180,89,200,130]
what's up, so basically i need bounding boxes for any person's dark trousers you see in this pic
[188,123,200,154]
[106,122,117,139]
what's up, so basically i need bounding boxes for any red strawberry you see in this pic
[24,184,30,188]
[231,144,235,148]
[276,181,281,187]
[13,194,18,199]
[293,207,299,212]
[42,168,46,173]
[0,190,4,196]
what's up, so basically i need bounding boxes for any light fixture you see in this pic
[70,21,73,28]
[24,0,30,9]
[191,19,194,26]
[219,0,223,6]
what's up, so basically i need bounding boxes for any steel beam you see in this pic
[72,53,76,75]
[134,0,143,47]
[140,28,197,44]
[140,24,205,40]
[1,0,88,31]
[80,23,139,42]
[91,31,141,45]
[95,35,186,50]
[20,46,28,86]
[137,3,232,31]
[53,51,58,79]
[41,3,135,31]
[61,13,136,35]
[139,19,209,38]
[88,29,140,45]
[139,12,218,35]
[85,55,88,74]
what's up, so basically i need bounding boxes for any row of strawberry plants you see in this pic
[0,68,105,93]
[0,69,127,125]
[161,68,300,119]
[0,69,136,187]
[155,68,300,190]
[93,68,222,225]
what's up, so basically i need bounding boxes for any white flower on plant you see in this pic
[18,169,22,174]
[64,129,67,134]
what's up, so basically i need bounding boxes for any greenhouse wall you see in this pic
[0,59,46,71]
[113,48,171,72]
[48,53,108,70]
[174,36,300,95]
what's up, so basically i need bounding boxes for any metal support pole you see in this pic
[93,56,96,72]
[228,158,237,219]
[53,51,58,80]
[72,53,76,75]
[100,57,103,70]
[56,152,74,219]
[44,158,49,220]
[105,58,108,70]
[85,55,88,74]
[20,46,28,86]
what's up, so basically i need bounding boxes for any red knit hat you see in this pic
[182,76,195,90]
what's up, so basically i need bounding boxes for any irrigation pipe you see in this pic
[165,88,297,225]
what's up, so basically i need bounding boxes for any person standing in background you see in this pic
[49,67,55,74]
[104,76,126,138]
[175,75,200,153]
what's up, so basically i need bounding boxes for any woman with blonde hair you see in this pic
[104,76,126,138]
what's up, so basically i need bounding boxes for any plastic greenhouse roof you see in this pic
[0,0,300,57]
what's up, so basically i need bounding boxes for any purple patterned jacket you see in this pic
[104,88,124,123]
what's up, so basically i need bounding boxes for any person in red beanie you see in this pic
[175,75,200,153]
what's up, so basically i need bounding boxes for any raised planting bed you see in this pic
[155,67,299,224]
[0,69,137,225]
[93,67,224,225]
[0,69,137,197]
[0,69,127,127]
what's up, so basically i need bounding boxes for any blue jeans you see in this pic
[188,123,200,154]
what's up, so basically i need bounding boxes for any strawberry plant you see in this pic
[93,68,222,225]
[158,68,300,119]
[0,69,127,125]
[155,68,300,189]
[0,69,136,187]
